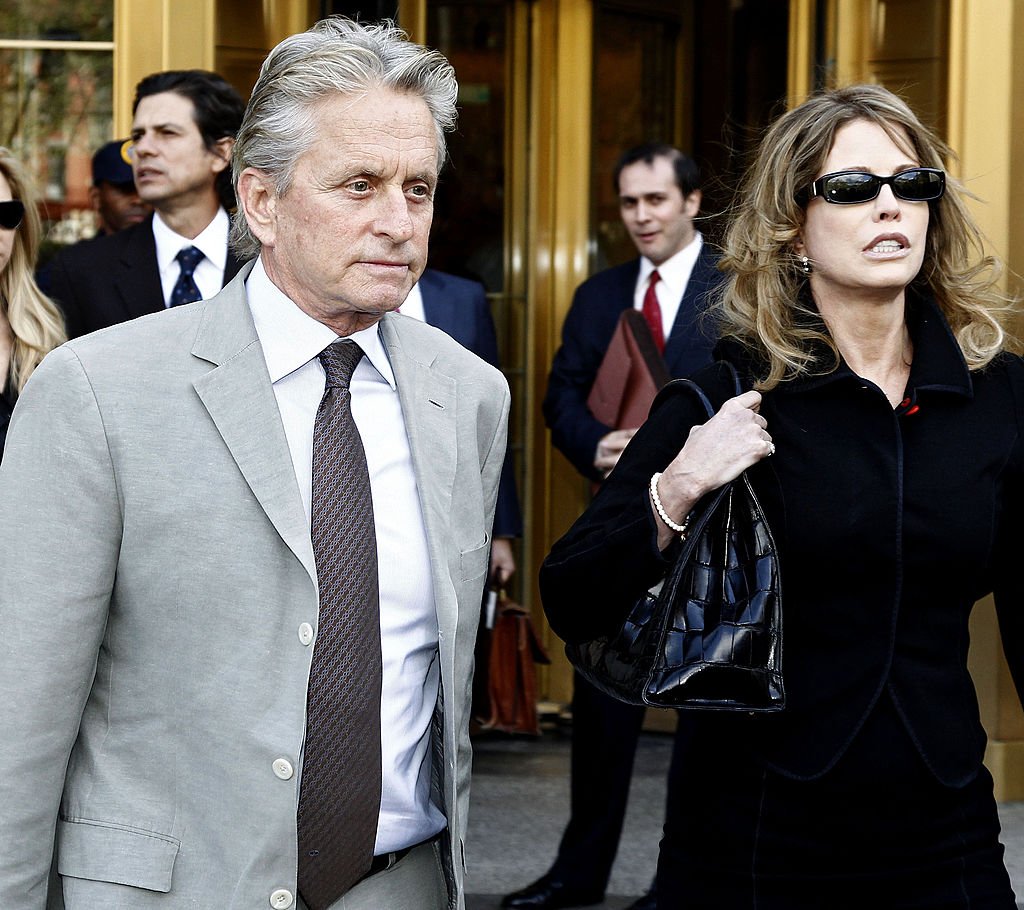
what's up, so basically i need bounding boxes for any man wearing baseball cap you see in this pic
[88,139,150,236]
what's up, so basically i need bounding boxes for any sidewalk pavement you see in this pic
[465,730,1024,909]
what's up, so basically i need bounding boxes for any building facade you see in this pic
[4,0,1024,795]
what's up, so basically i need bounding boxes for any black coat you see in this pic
[541,294,1024,786]
[48,215,246,339]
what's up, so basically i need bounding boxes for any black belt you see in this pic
[365,845,414,879]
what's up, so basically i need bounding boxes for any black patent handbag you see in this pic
[565,363,785,712]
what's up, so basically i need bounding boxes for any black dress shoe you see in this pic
[500,874,604,909]
[623,888,658,910]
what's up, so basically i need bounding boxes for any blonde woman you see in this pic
[0,148,66,457]
[541,85,1021,907]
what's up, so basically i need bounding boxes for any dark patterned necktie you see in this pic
[642,269,665,353]
[297,341,383,910]
[169,246,204,307]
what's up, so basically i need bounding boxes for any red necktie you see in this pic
[642,269,665,353]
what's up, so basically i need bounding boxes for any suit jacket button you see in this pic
[272,758,294,780]
[270,889,294,909]
[298,623,315,646]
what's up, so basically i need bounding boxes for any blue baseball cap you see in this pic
[92,139,135,186]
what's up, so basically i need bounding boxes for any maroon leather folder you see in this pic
[586,309,672,430]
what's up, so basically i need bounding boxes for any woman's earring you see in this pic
[799,255,812,275]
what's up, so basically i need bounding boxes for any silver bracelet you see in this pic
[649,472,691,538]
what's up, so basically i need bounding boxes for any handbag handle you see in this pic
[658,360,746,423]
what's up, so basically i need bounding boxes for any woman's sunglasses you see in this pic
[802,167,946,205]
[0,200,25,230]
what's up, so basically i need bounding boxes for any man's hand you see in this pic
[489,537,516,585]
[594,428,638,477]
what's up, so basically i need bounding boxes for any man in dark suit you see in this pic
[503,144,721,910]
[406,268,523,575]
[50,70,246,338]
[403,269,525,720]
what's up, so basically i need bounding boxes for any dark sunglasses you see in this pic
[0,200,24,230]
[803,167,945,205]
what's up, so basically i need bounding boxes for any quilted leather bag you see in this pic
[566,364,785,712]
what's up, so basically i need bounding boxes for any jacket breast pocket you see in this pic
[460,538,490,583]
[57,818,180,893]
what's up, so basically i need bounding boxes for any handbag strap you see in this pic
[654,360,746,422]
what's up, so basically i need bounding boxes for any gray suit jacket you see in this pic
[0,261,510,910]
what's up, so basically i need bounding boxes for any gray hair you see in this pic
[230,17,459,258]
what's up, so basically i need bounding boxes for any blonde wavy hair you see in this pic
[715,83,1013,389]
[0,147,66,395]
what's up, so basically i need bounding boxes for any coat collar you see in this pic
[718,290,974,401]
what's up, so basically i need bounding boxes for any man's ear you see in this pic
[237,168,277,247]
[683,188,702,216]
[209,137,234,175]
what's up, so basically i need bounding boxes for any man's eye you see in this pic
[409,184,430,198]
[350,180,371,192]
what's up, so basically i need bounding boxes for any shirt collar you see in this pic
[152,208,229,274]
[246,255,396,389]
[638,232,702,294]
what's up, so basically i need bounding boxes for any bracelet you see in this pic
[649,472,691,538]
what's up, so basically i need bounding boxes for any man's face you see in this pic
[618,156,700,265]
[129,91,230,212]
[91,181,150,233]
[244,87,438,335]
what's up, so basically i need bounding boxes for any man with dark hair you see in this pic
[49,69,246,338]
[503,143,721,910]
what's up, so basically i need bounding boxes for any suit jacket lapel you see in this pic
[379,315,458,617]
[191,261,316,585]
[113,218,165,321]
[663,246,719,373]
[113,218,249,313]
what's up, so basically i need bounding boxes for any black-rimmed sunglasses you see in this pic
[803,167,945,205]
[0,200,25,230]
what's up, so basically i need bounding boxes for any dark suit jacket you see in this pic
[49,214,246,339]
[543,244,723,481]
[419,268,523,539]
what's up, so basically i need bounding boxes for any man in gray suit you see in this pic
[0,18,508,910]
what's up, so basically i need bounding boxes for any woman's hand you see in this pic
[652,390,774,548]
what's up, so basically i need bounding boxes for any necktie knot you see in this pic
[175,245,204,275]
[169,246,206,307]
[319,341,364,390]
[648,269,661,289]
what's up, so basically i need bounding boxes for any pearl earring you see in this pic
[800,255,812,275]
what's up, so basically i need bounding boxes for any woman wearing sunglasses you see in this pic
[540,84,1021,907]
[0,148,66,460]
